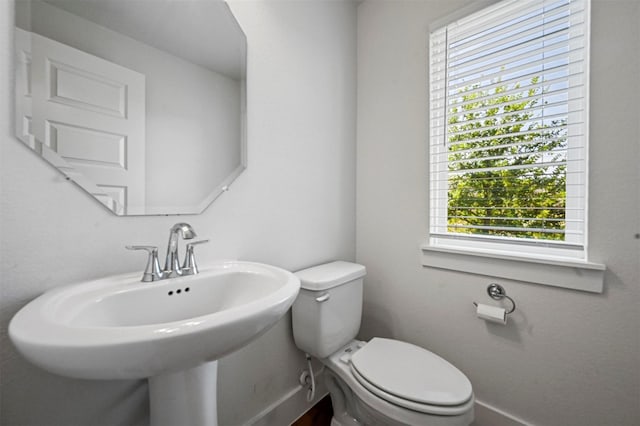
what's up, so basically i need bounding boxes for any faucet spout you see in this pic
[164,223,197,277]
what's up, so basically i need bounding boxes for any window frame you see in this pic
[423,0,605,291]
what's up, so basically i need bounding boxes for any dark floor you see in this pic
[292,395,333,426]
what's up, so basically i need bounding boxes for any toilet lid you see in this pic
[350,338,472,407]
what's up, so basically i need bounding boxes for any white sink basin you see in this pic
[9,260,300,380]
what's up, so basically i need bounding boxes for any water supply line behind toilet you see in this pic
[299,353,324,402]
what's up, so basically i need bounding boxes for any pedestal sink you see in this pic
[9,261,300,426]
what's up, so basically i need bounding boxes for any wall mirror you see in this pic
[14,0,247,215]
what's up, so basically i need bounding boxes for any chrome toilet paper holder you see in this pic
[473,283,516,315]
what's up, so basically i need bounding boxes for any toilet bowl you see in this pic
[324,339,474,426]
[292,261,474,425]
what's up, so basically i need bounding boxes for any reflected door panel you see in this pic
[20,29,146,215]
[15,29,35,150]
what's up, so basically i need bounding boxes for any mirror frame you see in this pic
[13,0,247,216]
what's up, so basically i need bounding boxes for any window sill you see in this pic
[421,245,606,293]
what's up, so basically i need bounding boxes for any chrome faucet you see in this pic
[126,223,209,282]
[164,223,197,277]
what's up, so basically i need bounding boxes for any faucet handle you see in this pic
[126,245,163,282]
[186,240,210,248]
[126,245,157,252]
[182,240,210,275]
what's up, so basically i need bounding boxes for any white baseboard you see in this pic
[473,399,531,426]
[245,368,328,426]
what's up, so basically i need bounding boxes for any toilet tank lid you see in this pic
[295,261,366,291]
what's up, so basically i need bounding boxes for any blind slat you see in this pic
[444,136,579,156]
[447,161,568,175]
[447,112,578,139]
[447,59,582,95]
[447,0,573,46]
[437,206,585,211]
[450,24,576,72]
[449,3,579,59]
[445,79,585,113]
[442,124,584,148]
[446,98,581,130]
[431,173,586,183]
[448,42,585,85]
[447,224,570,234]
[444,215,584,222]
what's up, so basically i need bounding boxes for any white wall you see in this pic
[0,0,357,425]
[356,1,639,425]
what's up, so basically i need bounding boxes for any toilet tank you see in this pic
[292,261,366,359]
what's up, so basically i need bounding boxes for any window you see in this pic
[429,0,590,261]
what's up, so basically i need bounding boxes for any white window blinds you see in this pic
[429,0,589,259]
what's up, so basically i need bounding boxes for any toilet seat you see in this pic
[349,338,473,416]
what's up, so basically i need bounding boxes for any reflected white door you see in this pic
[19,28,146,215]
[14,29,35,150]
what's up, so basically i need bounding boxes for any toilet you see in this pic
[292,261,474,426]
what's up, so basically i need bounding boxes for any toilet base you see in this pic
[330,417,363,426]
[330,414,363,426]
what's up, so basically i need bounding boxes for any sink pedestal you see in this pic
[149,361,218,426]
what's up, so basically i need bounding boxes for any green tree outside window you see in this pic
[446,78,567,241]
